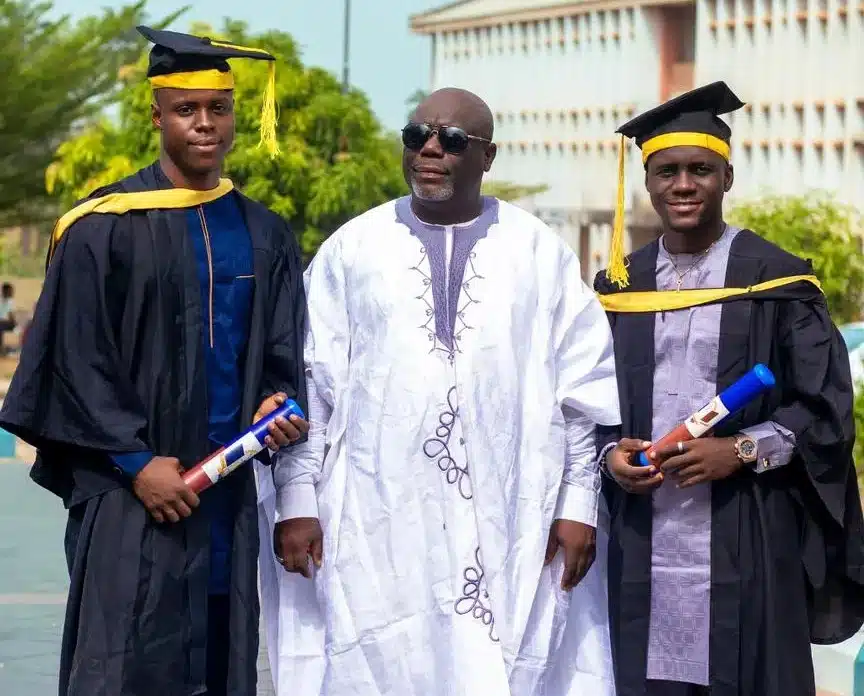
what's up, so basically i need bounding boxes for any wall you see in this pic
[427,4,667,273]
[417,0,864,275]
[695,0,864,208]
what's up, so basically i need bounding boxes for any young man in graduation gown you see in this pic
[0,27,309,696]
[255,88,621,696]
[594,81,864,696]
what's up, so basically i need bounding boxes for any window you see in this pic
[519,21,530,52]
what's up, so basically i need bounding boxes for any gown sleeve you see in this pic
[768,294,864,643]
[272,232,350,521]
[770,296,855,527]
[550,248,622,525]
[259,218,308,411]
[555,410,601,526]
[0,213,151,454]
[553,248,620,427]
[591,270,624,456]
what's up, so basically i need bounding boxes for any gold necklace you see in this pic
[667,238,721,291]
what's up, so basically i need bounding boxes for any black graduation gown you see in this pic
[0,162,307,696]
[593,229,864,696]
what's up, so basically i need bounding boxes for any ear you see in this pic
[151,98,162,130]
[723,163,734,193]
[483,142,497,172]
[644,164,653,191]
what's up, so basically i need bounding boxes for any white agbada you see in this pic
[257,196,621,696]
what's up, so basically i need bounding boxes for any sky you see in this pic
[48,0,445,130]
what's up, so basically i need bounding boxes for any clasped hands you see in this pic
[606,436,743,494]
[133,392,309,524]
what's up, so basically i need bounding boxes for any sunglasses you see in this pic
[401,122,491,155]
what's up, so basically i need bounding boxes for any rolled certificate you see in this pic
[182,399,306,493]
[638,364,776,466]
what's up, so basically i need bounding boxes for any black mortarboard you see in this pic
[605,82,746,288]
[136,25,281,157]
[616,81,745,150]
[137,25,275,78]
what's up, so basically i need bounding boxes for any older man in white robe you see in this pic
[257,88,620,696]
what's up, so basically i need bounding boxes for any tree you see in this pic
[405,88,428,119]
[854,387,864,484]
[481,181,548,202]
[47,20,408,258]
[728,194,864,324]
[0,0,182,227]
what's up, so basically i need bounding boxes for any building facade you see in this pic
[410,0,864,280]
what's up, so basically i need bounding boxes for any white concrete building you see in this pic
[410,0,864,280]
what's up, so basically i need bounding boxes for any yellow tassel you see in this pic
[258,61,280,158]
[606,133,629,288]
[204,40,280,158]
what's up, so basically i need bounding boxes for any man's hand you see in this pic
[653,437,742,488]
[607,438,664,494]
[274,518,323,578]
[132,456,200,524]
[544,520,596,591]
[255,392,310,451]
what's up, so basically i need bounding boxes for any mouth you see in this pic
[189,141,222,153]
[412,166,449,182]
[666,201,702,215]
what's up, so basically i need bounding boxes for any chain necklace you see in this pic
[669,246,711,291]
[666,226,726,291]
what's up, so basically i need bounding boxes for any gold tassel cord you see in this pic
[209,39,273,56]
[258,61,280,158]
[606,132,629,288]
[208,39,280,158]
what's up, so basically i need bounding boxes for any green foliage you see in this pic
[728,194,864,324]
[481,180,548,202]
[47,19,407,259]
[404,88,428,120]
[731,195,864,484]
[0,0,185,227]
[855,384,864,484]
[0,230,48,277]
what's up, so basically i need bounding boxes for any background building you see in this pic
[410,0,864,280]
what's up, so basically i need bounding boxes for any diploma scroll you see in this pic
[637,364,776,466]
[182,399,306,493]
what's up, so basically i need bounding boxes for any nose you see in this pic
[194,108,216,132]
[419,130,444,157]
[670,170,697,195]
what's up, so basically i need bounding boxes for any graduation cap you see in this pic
[136,25,280,157]
[606,81,746,288]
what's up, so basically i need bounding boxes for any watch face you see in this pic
[738,438,757,459]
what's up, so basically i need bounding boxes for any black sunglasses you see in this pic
[401,122,491,155]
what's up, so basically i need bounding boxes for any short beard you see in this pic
[411,178,454,202]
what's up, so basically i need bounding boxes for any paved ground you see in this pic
[0,455,852,696]
[0,459,276,695]
[0,459,67,694]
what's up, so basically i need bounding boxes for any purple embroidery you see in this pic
[422,386,472,500]
[396,197,498,355]
[410,235,449,349]
[396,198,502,643]
[455,546,499,643]
[410,247,438,347]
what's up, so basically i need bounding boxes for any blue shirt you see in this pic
[111,194,253,594]
[187,195,254,448]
